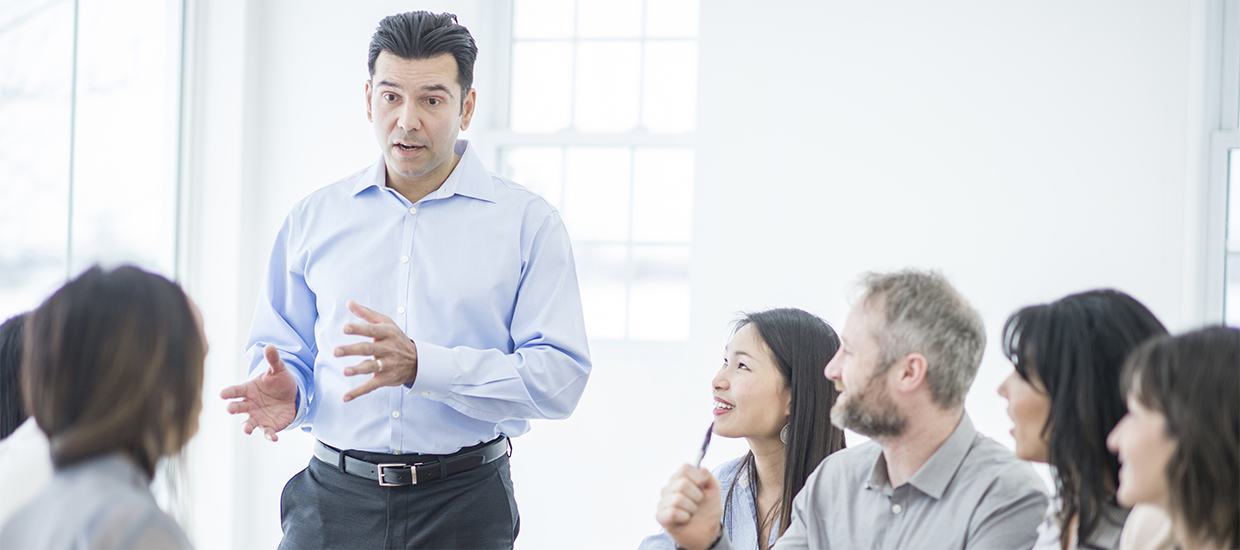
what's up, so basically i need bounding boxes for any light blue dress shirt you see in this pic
[245,140,592,454]
[639,455,778,550]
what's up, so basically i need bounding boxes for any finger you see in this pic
[656,503,693,526]
[347,299,393,325]
[220,383,246,400]
[242,417,258,435]
[343,359,382,377]
[264,428,278,442]
[343,375,386,402]
[683,464,712,486]
[342,322,388,338]
[264,345,287,374]
[334,342,376,359]
[226,401,252,415]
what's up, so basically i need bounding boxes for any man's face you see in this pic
[366,51,475,188]
[824,300,907,437]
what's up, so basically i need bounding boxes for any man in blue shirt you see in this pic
[220,11,591,549]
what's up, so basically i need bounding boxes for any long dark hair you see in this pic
[1121,326,1239,549]
[725,308,846,545]
[0,313,29,439]
[1001,290,1166,549]
[22,265,205,477]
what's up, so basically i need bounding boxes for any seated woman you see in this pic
[642,308,847,550]
[998,290,1167,550]
[0,266,206,549]
[1107,326,1239,550]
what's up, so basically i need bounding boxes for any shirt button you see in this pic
[401,255,409,263]
[397,306,406,314]
[421,391,430,397]
[391,410,400,419]
[393,451,401,455]
[409,206,417,215]
[892,504,903,514]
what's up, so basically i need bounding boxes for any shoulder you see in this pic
[804,439,882,493]
[288,166,373,218]
[961,433,1047,494]
[484,171,560,222]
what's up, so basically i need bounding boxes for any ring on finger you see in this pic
[375,359,384,372]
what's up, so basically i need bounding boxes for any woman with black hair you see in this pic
[642,308,847,550]
[998,290,1167,550]
[1107,326,1240,550]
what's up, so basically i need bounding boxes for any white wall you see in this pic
[181,1,1213,549]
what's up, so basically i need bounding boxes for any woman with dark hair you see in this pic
[997,290,1167,550]
[643,308,847,550]
[0,266,206,549]
[1107,326,1239,550]
[0,312,53,526]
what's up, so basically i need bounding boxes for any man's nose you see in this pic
[397,104,421,132]
[824,353,842,380]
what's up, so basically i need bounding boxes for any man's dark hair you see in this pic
[367,11,477,106]
[1002,289,1167,550]
[0,312,29,439]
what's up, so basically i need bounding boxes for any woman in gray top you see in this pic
[643,309,847,550]
[0,265,206,549]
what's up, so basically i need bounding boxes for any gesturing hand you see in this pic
[220,344,298,441]
[335,300,419,402]
[656,464,723,550]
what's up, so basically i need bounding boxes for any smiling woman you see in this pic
[645,308,846,550]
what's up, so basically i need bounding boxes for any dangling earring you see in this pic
[780,424,790,444]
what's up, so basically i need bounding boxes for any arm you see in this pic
[221,214,315,436]
[338,211,592,422]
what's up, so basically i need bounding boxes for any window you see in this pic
[496,0,700,341]
[0,0,183,321]
[1219,1,1240,326]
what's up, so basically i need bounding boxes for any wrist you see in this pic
[675,524,723,550]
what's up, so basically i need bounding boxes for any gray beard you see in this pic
[831,373,907,438]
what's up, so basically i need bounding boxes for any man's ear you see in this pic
[459,88,477,130]
[893,352,929,395]
[365,80,373,123]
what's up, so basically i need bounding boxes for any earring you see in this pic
[780,424,790,444]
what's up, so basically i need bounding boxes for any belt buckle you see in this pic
[377,463,419,486]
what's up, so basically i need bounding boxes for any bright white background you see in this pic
[2,1,1237,549]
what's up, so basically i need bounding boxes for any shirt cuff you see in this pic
[405,340,454,399]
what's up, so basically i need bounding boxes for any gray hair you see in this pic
[859,269,985,410]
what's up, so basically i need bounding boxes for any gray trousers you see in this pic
[277,452,519,549]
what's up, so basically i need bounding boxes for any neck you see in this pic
[386,152,462,204]
[876,406,963,487]
[746,435,786,498]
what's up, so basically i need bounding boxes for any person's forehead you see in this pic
[372,51,459,88]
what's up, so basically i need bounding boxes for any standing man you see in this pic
[220,11,591,549]
[657,270,1047,549]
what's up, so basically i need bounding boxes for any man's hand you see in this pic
[656,464,723,550]
[335,300,419,401]
[220,345,298,441]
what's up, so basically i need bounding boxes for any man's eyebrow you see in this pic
[375,79,403,89]
[374,81,456,98]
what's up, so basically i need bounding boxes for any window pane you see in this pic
[502,147,565,209]
[645,0,699,38]
[511,41,574,132]
[1230,149,1240,252]
[575,244,629,339]
[69,0,181,277]
[632,149,694,242]
[577,0,642,39]
[563,147,631,241]
[513,0,576,39]
[575,42,641,132]
[0,0,75,320]
[642,42,697,133]
[628,245,690,341]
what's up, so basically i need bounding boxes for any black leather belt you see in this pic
[313,436,508,487]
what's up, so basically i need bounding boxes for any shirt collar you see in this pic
[866,412,978,500]
[351,139,494,203]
